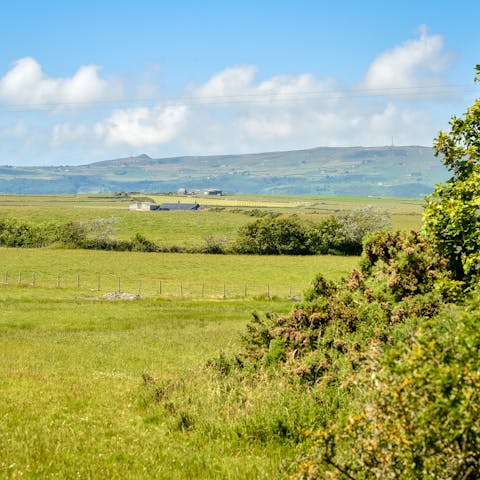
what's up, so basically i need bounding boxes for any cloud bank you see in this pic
[0,27,460,165]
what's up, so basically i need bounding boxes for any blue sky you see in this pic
[0,1,478,165]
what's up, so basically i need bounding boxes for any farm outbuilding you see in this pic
[203,189,223,195]
[159,203,200,211]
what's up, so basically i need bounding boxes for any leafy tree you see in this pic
[423,65,480,284]
[308,207,391,255]
[234,215,310,255]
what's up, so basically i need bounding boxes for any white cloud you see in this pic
[362,26,452,90]
[0,27,460,165]
[51,123,89,146]
[95,104,188,147]
[191,65,257,98]
[0,57,120,107]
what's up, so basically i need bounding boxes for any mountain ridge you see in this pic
[0,145,449,197]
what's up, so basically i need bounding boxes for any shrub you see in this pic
[299,296,480,479]
[234,208,390,256]
[0,218,58,247]
[236,230,451,385]
[234,215,311,255]
[309,207,391,256]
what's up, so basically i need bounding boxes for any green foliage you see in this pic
[234,215,311,255]
[56,221,88,247]
[0,218,57,247]
[130,233,159,252]
[423,66,480,284]
[309,207,391,256]
[237,230,450,385]
[201,234,231,254]
[234,208,391,256]
[300,297,480,479]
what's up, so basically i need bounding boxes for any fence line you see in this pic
[0,270,305,300]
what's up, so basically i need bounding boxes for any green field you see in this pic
[0,251,354,478]
[0,248,356,298]
[0,293,294,478]
[0,193,424,478]
[0,193,424,249]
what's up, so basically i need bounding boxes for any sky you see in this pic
[0,0,478,166]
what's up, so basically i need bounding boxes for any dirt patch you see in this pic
[103,292,141,300]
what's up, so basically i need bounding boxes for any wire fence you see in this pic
[0,270,305,300]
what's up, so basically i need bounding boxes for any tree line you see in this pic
[0,206,391,256]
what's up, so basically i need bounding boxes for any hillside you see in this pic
[0,146,448,197]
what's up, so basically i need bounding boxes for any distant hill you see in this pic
[0,146,449,197]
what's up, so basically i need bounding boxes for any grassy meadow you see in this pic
[0,292,295,478]
[0,193,424,478]
[0,193,423,248]
[0,267,350,478]
[0,248,356,299]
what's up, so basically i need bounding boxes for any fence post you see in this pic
[266,284,270,299]
[180,281,183,297]
[244,285,247,297]
[138,280,141,295]
[289,286,292,297]
[117,277,121,293]
[57,273,60,288]
[159,280,162,295]
[97,275,101,291]
[202,282,205,298]
[77,273,80,288]
[4,271,8,285]
[17,271,22,285]
[223,283,226,299]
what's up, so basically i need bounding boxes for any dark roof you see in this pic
[159,203,200,211]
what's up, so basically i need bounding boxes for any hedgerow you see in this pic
[233,207,391,256]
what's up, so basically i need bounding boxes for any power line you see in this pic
[0,83,476,112]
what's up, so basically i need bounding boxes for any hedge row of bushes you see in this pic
[0,207,391,256]
[234,207,391,255]
[0,219,161,252]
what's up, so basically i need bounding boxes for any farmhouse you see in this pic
[159,202,200,211]
[129,202,159,211]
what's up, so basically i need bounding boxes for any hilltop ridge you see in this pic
[0,145,448,197]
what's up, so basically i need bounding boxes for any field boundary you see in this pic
[0,270,305,300]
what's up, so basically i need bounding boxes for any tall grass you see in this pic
[0,289,318,478]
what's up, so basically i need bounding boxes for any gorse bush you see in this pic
[212,66,480,479]
[295,297,480,479]
[221,227,480,478]
[232,230,451,385]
